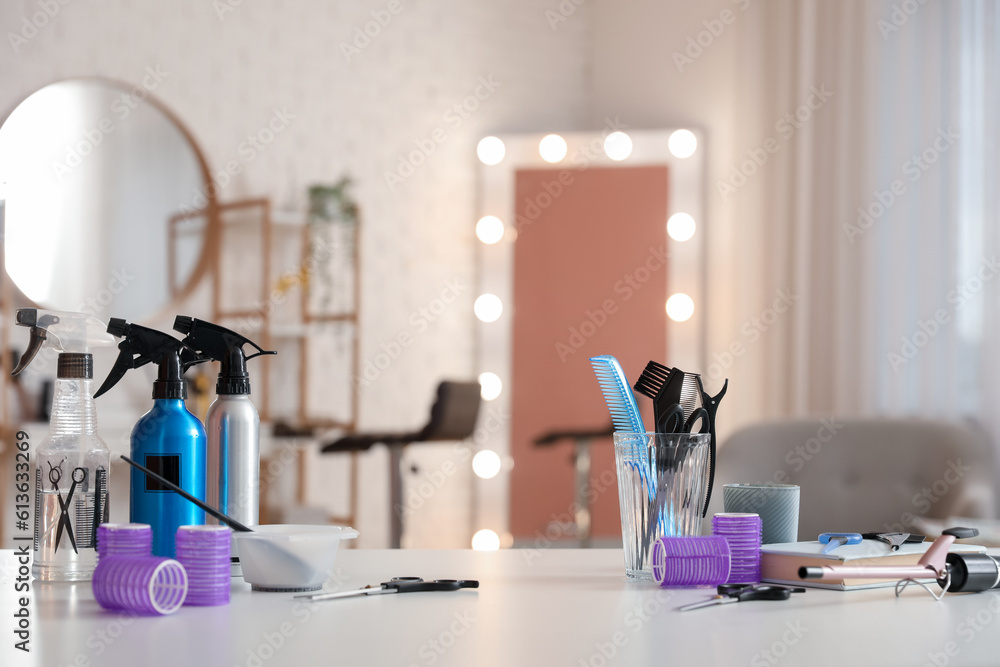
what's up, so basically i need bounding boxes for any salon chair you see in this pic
[321,381,482,547]
[705,417,995,540]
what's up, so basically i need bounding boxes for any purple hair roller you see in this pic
[712,513,762,584]
[92,556,187,615]
[175,525,232,606]
[652,536,731,587]
[97,523,153,560]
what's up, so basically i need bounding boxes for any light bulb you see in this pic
[478,372,502,400]
[604,131,633,161]
[666,293,695,322]
[477,136,505,165]
[539,134,568,163]
[473,450,502,479]
[474,294,503,322]
[472,529,500,551]
[667,213,696,242]
[668,129,697,158]
[476,216,504,244]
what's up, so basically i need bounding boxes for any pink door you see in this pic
[510,165,669,542]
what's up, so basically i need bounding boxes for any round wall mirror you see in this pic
[0,78,215,322]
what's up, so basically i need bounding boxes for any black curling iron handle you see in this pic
[943,553,1000,593]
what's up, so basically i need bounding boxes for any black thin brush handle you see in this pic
[120,455,253,532]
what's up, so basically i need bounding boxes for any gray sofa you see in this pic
[705,417,996,541]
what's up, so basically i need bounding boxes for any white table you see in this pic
[4,547,1000,666]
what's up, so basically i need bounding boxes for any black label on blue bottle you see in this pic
[144,455,180,492]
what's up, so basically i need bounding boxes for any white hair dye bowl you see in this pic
[232,525,359,592]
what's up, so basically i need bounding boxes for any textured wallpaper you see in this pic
[0,0,592,547]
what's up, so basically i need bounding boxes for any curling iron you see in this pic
[800,527,1000,595]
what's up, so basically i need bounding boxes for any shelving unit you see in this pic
[208,200,361,527]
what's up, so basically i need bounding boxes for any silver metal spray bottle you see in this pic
[173,316,276,574]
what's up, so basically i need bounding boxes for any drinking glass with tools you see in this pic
[590,355,728,579]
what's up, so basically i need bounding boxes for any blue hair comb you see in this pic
[589,355,652,501]
[589,355,645,433]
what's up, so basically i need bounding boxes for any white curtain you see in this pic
[725,1,1000,430]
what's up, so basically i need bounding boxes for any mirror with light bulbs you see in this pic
[473,129,705,549]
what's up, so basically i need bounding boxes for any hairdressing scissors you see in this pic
[296,577,480,602]
[678,584,806,611]
[50,464,87,554]
[657,404,711,434]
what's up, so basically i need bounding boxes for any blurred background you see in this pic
[1,0,999,550]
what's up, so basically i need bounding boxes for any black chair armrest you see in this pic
[321,432,421,453]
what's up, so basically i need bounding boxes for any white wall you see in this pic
[589,0,764,438]
[0,0,592,547]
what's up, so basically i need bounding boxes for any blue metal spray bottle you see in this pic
[94,318,210,557]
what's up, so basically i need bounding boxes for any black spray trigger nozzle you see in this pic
[95,318,209,400]
[172,316,276,396]
[11,327,48,377]
[12,309,115,378]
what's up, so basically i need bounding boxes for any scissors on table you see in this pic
[296,577,480,602]
[50,464,87,554]
[678,584,806,611]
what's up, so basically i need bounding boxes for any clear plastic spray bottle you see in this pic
[12,309,116,581]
